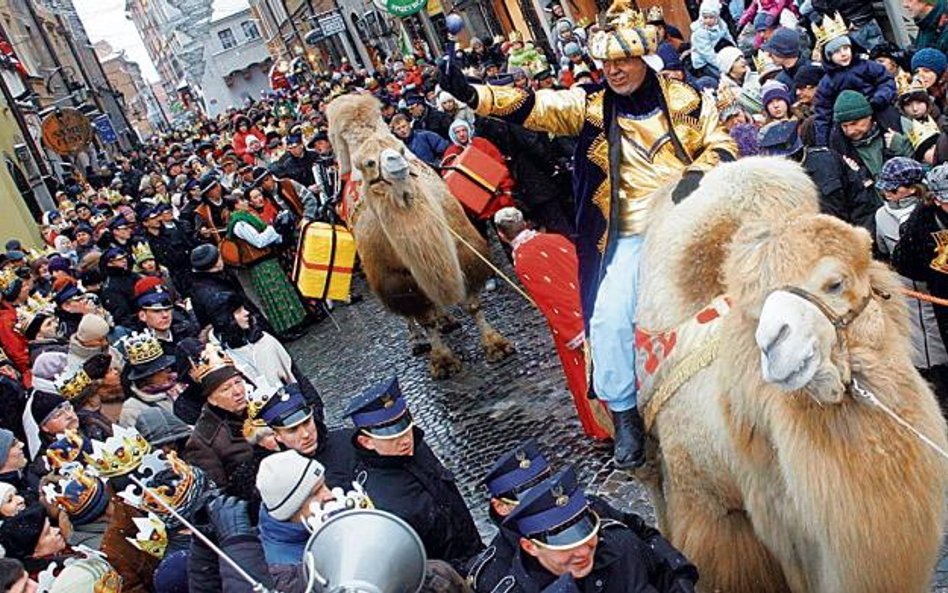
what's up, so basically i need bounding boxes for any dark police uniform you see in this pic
[486,467,698,593]
[346,376,484,569]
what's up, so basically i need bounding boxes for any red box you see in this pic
[442,145,508,216]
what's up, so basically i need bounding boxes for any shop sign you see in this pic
[372,0,428,18]
[40,108,92,155]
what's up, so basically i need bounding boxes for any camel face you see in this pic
[381,148,410,181]
[756,255,859,404]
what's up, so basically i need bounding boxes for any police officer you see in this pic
[499,466,698,593]
[272,129,318,187]
[345,376,484,569]
[252,382,354,488]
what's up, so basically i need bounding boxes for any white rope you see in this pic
[850,377,948,462]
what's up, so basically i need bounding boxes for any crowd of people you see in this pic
[0,0,947,590]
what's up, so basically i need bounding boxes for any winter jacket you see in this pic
[258,507,310,565]
[189,269,268,331]
[144,223,194,296]
[892,204,948,343]
[101,497,160,593]
[405,129,450,168]
[689,20,734,71]
[828,124,914,179]
[272,150,319,187]
[353,428,484,569]
[0,302,30,384]
[915,0,948,55]
[797,146,880,230]
[813,56,897,146]
[876,200,948,369]
[233,128,267,159]
[413,105,454,140]
[737,0,797,28]
[184,404,257,499]
[119,392,175,428]
[100,267,141,330]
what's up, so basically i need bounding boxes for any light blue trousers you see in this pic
[589,235,643,412]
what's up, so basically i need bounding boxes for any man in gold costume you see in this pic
[440,2,737,469]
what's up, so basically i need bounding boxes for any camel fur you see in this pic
[326,94,513,377]
[635,156,948,593]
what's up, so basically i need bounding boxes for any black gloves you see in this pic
[437,57,478,109]
[671,170,704,204]
[207,495,253,543]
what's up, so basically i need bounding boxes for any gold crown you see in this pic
[907,116,941,150]
[645,5,664,22]
[41,464,105,520]
[36,548,121,593]
[190,343,235,382]
[753,50,782,78]
[54,367,94,402]
[45,429,87,470]
[896,69,929,98]
[589,0,655,60]
[85,424,152,477]
[812,12,849,48]
[131,241,155,264]
[245,380,282,421]
[121,330,165,368]
[508,31,523,43]
[716,81,740,113]
[118,450,200,519]
[0,267,18,294]
[14,293,55,335]
[126,512,168,558]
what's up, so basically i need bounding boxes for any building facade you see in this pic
[95,41,161,139]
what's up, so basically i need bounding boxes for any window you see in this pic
[241,20,260,40]
[218,28,237,50]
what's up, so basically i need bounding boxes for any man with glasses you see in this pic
[345,376,483,569]
[499,466,698,593]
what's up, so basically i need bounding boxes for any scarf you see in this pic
[226,210,267,236]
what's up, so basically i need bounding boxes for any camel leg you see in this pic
[406,319,431,356]
[434,309,462,334]
[420,312,462,379]
[464,295,514,362]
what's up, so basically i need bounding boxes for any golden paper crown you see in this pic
[85,424,152,477]
[127,512,169,558]
[14,293,55,335]
[190,343,235,382]
[41,464,105,519]
[131,241,155,264]
[908,116,941,150]
[896,69,929,98]
[812,12,849,48]
[45,429,87,470]
[54,367,94,402]
[36,548,121,593]
[716,82,740,113]
[122,330,165,367]
[118,450,200,518]
[645,5,664,22]
[0,267,18,294]
[508,31,523,44]
[245,380,281,421]
[588,0,656,61]
[753,50,782,79]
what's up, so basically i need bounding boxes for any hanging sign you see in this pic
[93,115,118,144]
[372,0,428,18]
[41,108,92,155]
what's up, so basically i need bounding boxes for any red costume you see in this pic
[511,230,612,440]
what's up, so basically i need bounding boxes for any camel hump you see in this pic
[700,156,820,220]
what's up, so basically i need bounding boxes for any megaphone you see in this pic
[304,509,427,593]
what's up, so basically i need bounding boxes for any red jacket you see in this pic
[0,302,30,386]
[233,128,266,159]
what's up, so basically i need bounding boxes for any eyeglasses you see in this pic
[47,402,74,422]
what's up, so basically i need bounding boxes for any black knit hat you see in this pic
[31,391,66,429]
[0,504,47,560]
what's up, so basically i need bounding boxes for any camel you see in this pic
[326,94,514,377]
[633,156,948,593]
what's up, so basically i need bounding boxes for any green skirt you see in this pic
[249,257,306,333]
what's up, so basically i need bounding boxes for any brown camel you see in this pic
[326,94,514,377]
[634,156,948,593]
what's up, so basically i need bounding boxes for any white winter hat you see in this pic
[716,46,744,75]
[256,450,325,521]
[699,0,721,16]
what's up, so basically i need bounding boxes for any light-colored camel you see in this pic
[634,156,948,593]
[326,93,514,377]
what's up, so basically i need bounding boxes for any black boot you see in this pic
[612,408,646,469]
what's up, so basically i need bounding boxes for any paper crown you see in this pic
[0,267,18,294]
[126,512,168,558]
[131,241,155,264]
[118,450,204,527]
[245,380,281,421]
[716,82,740,114]
[896,70,929,98]
[908,116,941,150]
[41,464,108,523]
[54,366,94,402]
[753,50,781,78]
[36,547,121,593]
[812,12,848,48]
[190,343,235,382]
[645,5,664,22]
[15,293,55,335]
[121,330,165,368]
[303,481,374,534]
[45,429,88,471]
[508,31,524,43]
[588,0,657,61]
[86,424,152,477]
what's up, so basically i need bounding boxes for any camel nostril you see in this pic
[366,159,376,168]
[761,323,790,356]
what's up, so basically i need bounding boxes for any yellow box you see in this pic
[294,222,356,301]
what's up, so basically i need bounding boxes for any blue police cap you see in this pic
[260,383,312,429]
[135,286,173,311]
[482,439,551,501]
[102,247,127,264]
[285,133,303,146]
[345,376,412,438]
[54,281,83,305]
[503,466,599,549]
[108,215,131,230]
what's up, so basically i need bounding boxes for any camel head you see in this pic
[726,213,882,405]
[353,135,416,206]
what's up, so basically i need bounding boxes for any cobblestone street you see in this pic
[289,273,948,591]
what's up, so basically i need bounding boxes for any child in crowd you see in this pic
[690,0,735,77]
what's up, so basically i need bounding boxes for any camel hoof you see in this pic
[483,331,515,362]
[411,342,432,356]
[429,349,462,379]
[439,318,462,334]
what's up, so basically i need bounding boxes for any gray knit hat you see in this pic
[926,163,948,202]
[256,450,325,521]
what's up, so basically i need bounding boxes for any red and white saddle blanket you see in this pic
[635,295,732,430]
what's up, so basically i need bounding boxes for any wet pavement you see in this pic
[288,269,948,591]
